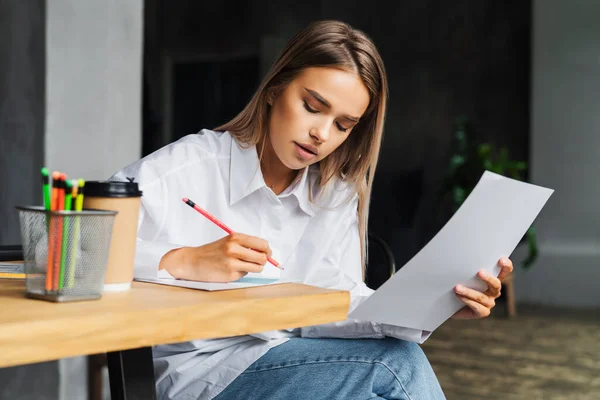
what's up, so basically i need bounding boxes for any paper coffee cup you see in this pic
[83,179,142,291]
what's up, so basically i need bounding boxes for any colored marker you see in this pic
[66,180,79,288]
[53,174,66,290]
[64,179,73,211]
[46,171,61,291]
[75,179,85,212]
[41,167,51,233]
[41,167,51,212]
[51,172,60,211]
[59,174,67,210]
[71,179,78,199]
[182,197,281,269]
[58,180,72,289]
[67,179,85,288]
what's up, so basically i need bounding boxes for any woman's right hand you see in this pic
[158,233,273,282]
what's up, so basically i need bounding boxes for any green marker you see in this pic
[41,167,51,210]
[58,180,72,289]
[41,167,51,231]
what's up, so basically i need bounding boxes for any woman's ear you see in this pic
[267,91,276,106]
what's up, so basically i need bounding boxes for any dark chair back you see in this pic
[0,245,23,261]
[365,233,396,290]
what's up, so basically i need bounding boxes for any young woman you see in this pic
[112,20,513,400]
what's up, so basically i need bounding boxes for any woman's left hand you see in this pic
[451,257,514,319]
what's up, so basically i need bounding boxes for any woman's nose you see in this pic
[309,119,332,143]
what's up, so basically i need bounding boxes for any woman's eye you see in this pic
[336,122,349,133]
[303,101,319,114]
[303,100,349,132]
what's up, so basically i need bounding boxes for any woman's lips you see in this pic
[294,142,318,160]
[296,142,318,155]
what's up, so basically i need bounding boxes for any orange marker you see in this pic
[71,179,78,198]
[53,173,67,290]
[50,172,60,211]
[46,172,61,291]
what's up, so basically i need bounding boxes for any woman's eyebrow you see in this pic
[304,87,360,123]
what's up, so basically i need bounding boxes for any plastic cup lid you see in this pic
[85,178,143,198]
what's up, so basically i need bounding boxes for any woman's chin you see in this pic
[275,152,309,170]
[282,159,309,171]
[273,147,319,171]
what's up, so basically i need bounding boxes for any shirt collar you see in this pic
[229,136,315,216]
[279,164,314,216]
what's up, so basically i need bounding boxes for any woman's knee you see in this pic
[389,339,427,361]
[373,338,425,359]
[374,339,444,398]
[377,339,435,378]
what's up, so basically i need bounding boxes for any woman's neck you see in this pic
[258,137,298,195]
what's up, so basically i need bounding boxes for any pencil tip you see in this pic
[182,197,188,202]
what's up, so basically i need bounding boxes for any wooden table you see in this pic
[0,279,349,399]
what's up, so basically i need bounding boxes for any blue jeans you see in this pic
[215,337,445,400]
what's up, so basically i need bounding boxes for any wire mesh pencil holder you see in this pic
[16,206,117,302]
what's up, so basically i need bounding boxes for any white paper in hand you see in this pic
[349,171,554,332]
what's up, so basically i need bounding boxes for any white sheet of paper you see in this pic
[135,276,280,291]
[349,171,554,332]
[0,263,25,273]
[245,259,282,280]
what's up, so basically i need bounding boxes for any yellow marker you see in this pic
[67,179,85,288]
[75,179,85,211]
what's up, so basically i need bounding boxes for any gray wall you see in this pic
[0,0,45,246]
[0,0,143,398]
[46,0,143,180]
[513,0,600,307]
[47,1,144,397]
[0,1,58,399]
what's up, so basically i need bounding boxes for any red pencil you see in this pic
[182,197,281,269]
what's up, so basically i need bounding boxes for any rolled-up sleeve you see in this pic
[133,209,180,279]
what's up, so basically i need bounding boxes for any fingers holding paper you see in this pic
[496,256,514,281]
[451,257,514,320]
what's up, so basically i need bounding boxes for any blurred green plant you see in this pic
[443,116,538,269]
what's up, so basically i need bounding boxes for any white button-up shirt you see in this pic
[111,130,429,400]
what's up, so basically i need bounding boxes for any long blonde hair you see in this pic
[217,20,388,271]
